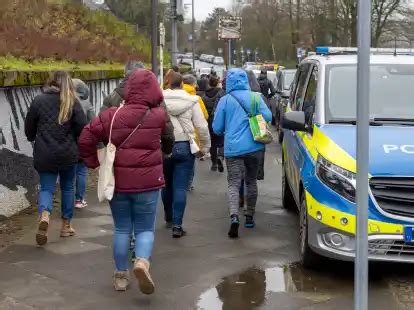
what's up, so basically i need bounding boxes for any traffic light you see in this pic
[176,0,184,18]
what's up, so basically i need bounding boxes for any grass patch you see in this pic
[0,56,125,72]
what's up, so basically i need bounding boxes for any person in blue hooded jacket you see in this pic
[212,68,272,239]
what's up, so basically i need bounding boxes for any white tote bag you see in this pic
[97,105,124,202]
[97,106,150,202]
[175,105,201,155]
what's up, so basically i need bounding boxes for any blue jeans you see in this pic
[162,142,195,226]
[75,162,88,201]
[110,190,160,272]
[38,166,76,220]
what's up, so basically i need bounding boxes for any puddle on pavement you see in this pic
[197,263,357,310]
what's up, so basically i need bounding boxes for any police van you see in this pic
[281,47,414,267]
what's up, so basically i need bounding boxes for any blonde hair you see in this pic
[47,71,75,125]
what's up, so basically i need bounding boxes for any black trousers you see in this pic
[210,132,224,166]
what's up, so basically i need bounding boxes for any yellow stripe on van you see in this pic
[296,126,356,173]
[306,191,403,235]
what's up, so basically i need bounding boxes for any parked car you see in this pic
[271,68,296,143]
[198,67,212,78]
[213,56,224,65]
[206,55,215,64]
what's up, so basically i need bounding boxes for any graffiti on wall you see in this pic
[0,79,120,218]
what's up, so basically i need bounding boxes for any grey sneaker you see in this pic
[113,271,130,291]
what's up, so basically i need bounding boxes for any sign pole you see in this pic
[191,0,195,70]
[151,0,158,74]
[355,0,371,309]
[228,39,232,69]
[160,23,165,87]
[171,0,178,66]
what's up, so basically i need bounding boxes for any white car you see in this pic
[213,57,224,65]
[198,68,212,77]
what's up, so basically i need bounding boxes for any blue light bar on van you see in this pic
[315,46,414,55]
[315,47,329,54]
[316,46,357,54]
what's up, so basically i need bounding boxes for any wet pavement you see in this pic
[0,141,413,309]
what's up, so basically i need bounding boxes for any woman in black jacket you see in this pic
[202,75,225,172]
[25,71,87,246]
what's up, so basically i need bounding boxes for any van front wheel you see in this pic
[300,193,322,269]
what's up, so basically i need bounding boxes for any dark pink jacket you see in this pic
[78,70,174,193]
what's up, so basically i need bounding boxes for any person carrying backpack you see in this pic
[213,69,272,239]
[202,75,225,172]
[72,79,95,209]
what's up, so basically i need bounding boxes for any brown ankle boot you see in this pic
[113,271,130,291]
[133,258,155,295]
[36,211,50,246]
[60,219,75,237]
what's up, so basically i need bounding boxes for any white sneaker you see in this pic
[75,199,87,209]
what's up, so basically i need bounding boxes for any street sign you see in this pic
[218,16,242,40]
[160,23,165,47]
[176,0,184,18]
[296,47,305,59]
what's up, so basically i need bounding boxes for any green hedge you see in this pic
[0,70,124,87]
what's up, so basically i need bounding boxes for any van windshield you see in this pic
[326,64,414,123]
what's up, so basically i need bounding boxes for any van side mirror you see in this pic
[282,111,306,132]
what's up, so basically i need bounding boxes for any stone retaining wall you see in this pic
[0,77,121,218]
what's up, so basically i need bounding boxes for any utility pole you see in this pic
[355,0,371,309]
[171,0,181,66]
[191,0,195,70]
[160,22,166,86]
[151,0,158,75]
[228,40,232,69]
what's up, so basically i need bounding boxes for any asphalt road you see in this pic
[0,140,414,309]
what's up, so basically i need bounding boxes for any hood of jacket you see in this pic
[258,73,267,81]
[163,89,198,116]
[226,69,250,93]
[183,83,197,95]
[125,69,163,108]
[205,87,221,98]
[72,79,90,100]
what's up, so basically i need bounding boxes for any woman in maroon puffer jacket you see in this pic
[78,69,174,294]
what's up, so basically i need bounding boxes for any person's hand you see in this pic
[194,151,205,159]
[200,153,211,161]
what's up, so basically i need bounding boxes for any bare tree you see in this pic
[372,0,403,47]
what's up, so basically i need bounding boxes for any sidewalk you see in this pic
[0,142,402,309]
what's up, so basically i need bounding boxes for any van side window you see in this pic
[302,67,318,128]
[291,64,310,111]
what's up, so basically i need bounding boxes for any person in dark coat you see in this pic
[202,75,225,172]
[78,69,174,294]
[72,78,95,210]
[196,77,209,98]
[245,70,266,181]
[24,71,87,246]
[257,70,276,102]
[101,60,145,111]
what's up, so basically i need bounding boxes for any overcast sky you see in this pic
[185,0,232,21]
